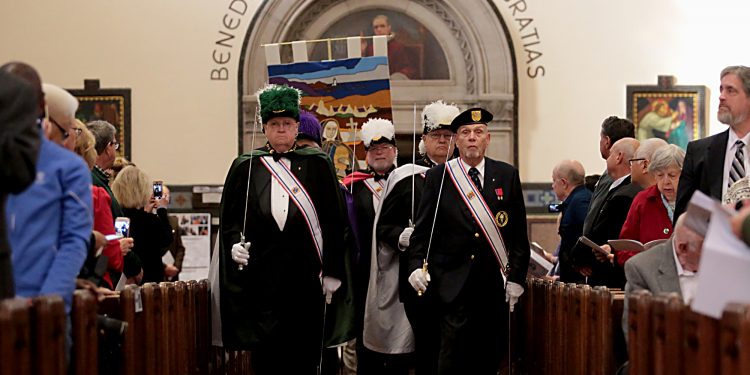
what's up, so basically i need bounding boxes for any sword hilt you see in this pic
[238,234,246,271]
[417,260,428,297]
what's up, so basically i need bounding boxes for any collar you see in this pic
[459,157,485,177]
[94,165,111,180]
[728,128,750,149]
[266,142,297,161]
[671,240,695,277]
[562,185,586,206]
[369,165,395,181]
[609,174,630,191]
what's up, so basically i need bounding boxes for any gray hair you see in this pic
[86,120,116,155]
[634,138,668,161]
[648,144,685,174]
[721,66,750,96]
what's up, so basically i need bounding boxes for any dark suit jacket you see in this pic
[0,72,40,299]
[674,129,729,221]
[573,176,642,287]
[408,158,530,304]
[583,171,612,235]
[557,185,592,283]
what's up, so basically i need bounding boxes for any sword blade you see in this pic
[238,106,259,271]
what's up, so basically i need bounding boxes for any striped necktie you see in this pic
[469,167,482,191]
[729,140,746,187]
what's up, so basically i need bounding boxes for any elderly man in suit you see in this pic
[624,215,703,304]
[572,138,642,288]
[675,65,750,220]
[406,107,530,374]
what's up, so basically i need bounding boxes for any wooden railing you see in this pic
[5,277,750,374]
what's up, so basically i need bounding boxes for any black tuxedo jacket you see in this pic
[674,129,729,221]
[407,158,530,304]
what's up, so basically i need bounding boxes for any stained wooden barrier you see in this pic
[72,290,98,375]
[0,299,32,375]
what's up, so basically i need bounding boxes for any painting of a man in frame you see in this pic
[310,9,450,80]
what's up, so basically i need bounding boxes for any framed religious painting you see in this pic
[626,76,709,150]
[68,79,132,160]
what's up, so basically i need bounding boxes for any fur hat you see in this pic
[360,118,395,149]
[297,110,322,146]
[257,84,301,123]
[42,83,78,128]
[422,100,460,134]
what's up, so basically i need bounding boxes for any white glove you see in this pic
[398,227,415,251]
[322,276,342,304]
[408,268,431,294]
[231,242,251,265]
[505,281,524,312]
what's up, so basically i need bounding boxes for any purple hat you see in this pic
[298,110,322,146]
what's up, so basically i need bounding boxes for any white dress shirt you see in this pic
[270,157,291,231]
[608,174,630,191]
[671,240,698,305]
[460,157,486,188]
[722,130,750,198]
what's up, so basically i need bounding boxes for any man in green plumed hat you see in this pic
[218,84,353,374]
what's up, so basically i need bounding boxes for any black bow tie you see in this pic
[267,143,296,161]
[372,173,387,182]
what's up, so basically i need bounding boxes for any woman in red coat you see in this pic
[613,144,685,266]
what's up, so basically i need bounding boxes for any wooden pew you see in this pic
[548,282,565,375]
[589,286,613,375]
[627,289,652,375]
[196,279,210,375]
[30,295,66,375]
[650,293,683,375]
[684,307,719,375]
[0,299,32,375]
[72,290,98,375]
[720,303,750,374]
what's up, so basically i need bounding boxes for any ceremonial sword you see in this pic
[410,103,417,227]
[238,107,259,271]
[418,134,455,296]
[350,121,358,194]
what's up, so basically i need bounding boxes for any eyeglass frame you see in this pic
[109,139,120,150]
[628,158,646,166]
[367,144,396,153]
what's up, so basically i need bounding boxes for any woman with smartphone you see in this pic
[111,166,173,283]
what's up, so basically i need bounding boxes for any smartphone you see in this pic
[153,180,163,199]
[114,217,131,238]
[548,202,562,213]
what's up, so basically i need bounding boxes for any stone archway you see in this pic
[238,0,519,164]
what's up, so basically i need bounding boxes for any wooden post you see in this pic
[31,296,66,375]
[684,307,720,375]
[72,290,98,375]
[0,299,32,375]
[628,289,652,375]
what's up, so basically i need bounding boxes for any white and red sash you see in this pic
[363,178,387,208]
[445,159,509,282]
[260,156,323,274]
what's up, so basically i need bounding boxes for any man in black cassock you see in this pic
[219,85,346,374]
[406,108,530,374]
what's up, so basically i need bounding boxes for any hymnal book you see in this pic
[607,238,667,253]
[528,250,553,278]
[530,241,546,256]
[577,236,609,255]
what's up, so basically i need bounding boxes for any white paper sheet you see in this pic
[691,195,750,318]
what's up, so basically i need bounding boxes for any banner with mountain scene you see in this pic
[268,56,393,178]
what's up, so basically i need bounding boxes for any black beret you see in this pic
[449,108,493,133]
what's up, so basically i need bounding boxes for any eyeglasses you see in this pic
[368,144,395,153]
[109,140,120,150]
[628,158,646,166]
[50,118,70,139]
[427,133,453,140]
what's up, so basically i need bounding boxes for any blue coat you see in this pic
[6,137,92,313]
